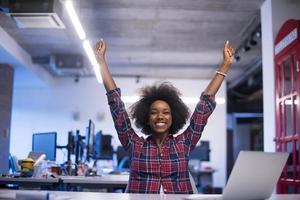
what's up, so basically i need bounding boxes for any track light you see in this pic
[234,25,261,62]
[234,54,240,62]
[255,30,261,38]
[242,43,251,52]
[249,38,257,46]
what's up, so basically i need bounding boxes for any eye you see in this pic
[150,110,157,115]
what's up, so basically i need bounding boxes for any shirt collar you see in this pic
[146,134,174,145]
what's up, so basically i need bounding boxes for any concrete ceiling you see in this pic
[0,0,264,83]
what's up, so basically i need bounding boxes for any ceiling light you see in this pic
[65,0,86,40]
[249,38,257,46]
[242,43,251,52]
[234,54,240,62]
[83,40,103,83]
[64,0,102,83]
[255,30,261,38]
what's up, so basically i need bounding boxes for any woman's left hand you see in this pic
[223,41,235,65]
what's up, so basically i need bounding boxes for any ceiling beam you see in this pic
[0,25,55,86]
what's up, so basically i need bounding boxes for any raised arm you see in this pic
[94,38,117,92]
[204,41,235,95]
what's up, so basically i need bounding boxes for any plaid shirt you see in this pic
[107,88,216,194]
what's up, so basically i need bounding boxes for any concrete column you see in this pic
[0,64,14,174]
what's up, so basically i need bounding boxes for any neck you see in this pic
[153,132,168,147]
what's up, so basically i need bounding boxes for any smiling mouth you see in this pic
[155,122,167,127]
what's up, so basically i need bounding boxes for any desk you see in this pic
[0,189,300,200]
[0,174,128,192]
[0,177,61,190]
[60,174,129,192]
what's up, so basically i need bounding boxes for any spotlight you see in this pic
[242,42,251,52]
[255,30,261,38]
[234,54,240,62]
[242,46,251,52]
[249,38,257,46]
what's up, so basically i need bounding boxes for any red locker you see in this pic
[274,19,300,193]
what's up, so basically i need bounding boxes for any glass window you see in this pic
[283,58,292,95]
[284,98,293,136]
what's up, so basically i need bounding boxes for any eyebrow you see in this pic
[150,108,170,111]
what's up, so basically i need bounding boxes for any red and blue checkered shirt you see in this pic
[107,88,216,194]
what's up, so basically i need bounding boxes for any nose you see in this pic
[157,113,164,120]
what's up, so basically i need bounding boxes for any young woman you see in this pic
[94,39,235,194]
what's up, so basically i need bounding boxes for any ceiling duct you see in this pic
[49,54,88,76]
[4,0,65,29]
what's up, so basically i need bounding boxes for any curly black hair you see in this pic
[129,82,190,135]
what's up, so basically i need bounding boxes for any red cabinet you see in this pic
[274,19,300,193]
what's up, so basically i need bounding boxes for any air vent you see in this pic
[49,54,88,76]
[8,12,65,29]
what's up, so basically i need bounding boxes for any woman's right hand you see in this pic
[94,38,106,62]
[222,40,235,66]
[93,38,117,91]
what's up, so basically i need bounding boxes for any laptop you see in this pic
[186,151,289,200]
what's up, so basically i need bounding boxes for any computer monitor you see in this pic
[85,119,95,161]
[94,131,113,160]
[190,141,210,161]
[74,130,85,164]
[32,132,57,161]
[66,131,75,161]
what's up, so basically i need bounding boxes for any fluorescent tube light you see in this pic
[65,0,86,40]
[83,40,103,83]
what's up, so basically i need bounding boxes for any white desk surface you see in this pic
[0,177,60,183]
[0,190,300,200]
[0,174,128,185]
[60,174,129,184]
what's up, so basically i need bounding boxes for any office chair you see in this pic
[9,154,21,173]
[118,156,129,171]
[189,171,198,194]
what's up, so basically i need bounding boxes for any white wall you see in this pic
[10,75,227,187]
[261,0,300,152]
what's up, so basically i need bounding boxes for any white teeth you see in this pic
[156,122,166,126]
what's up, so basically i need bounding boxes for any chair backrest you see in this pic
[118,156,129,170]
[9,154,21,173]
[189,171,198,194]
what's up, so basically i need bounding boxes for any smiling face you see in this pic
[148,100,172,135]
